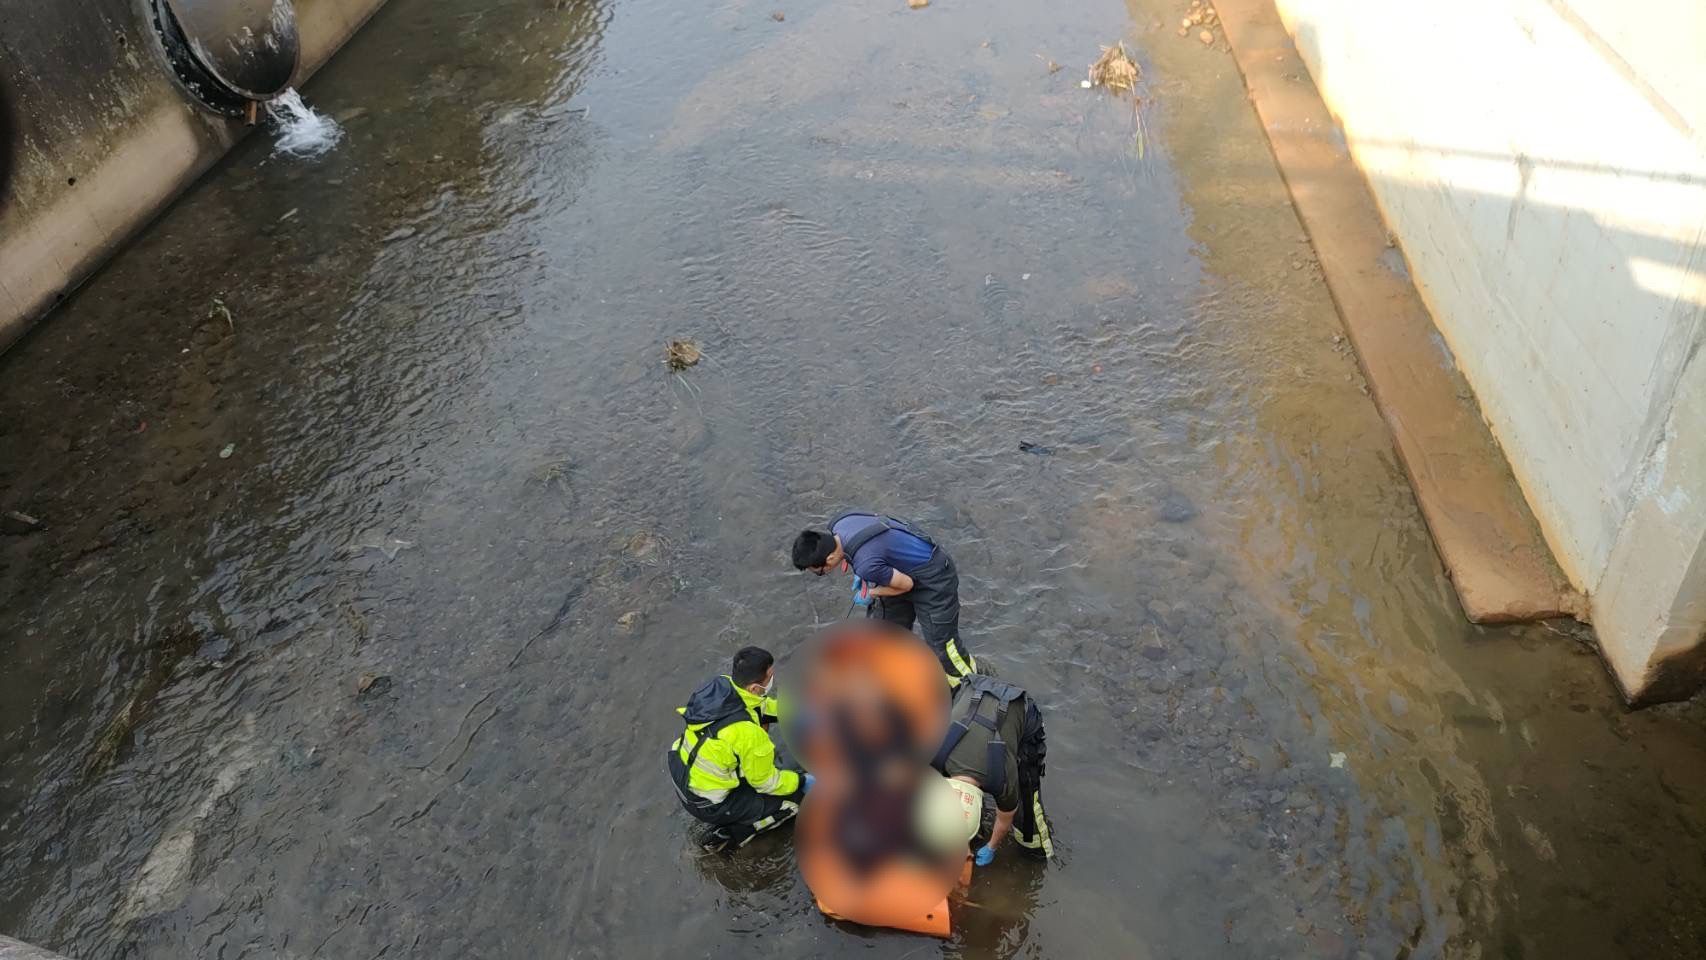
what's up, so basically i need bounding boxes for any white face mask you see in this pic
[761,675,776,698]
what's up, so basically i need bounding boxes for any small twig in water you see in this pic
[801,578,823,626]
[407,688,500,770]
[509,583,584,667]
[674,373,705,415]
[439,705,501,774]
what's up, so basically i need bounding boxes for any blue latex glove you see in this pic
[801,773,816,795]
[850,578,874,607]
[973,845,996,867]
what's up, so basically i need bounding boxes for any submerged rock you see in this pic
[1155,491,1199,523]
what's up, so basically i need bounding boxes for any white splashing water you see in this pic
[266,88,343,158]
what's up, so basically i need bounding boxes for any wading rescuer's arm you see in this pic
[732,722,802,796]
[986,806,1017,850]
[978,761,1023,862]
[860,569,914,599]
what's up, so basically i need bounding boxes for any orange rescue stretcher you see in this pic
[790,621,970,938]
[811,852,973,937]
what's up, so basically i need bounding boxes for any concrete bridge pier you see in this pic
[1231,0,1706,703]
[1594,347,1706,703]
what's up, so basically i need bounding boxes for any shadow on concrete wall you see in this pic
[1364,162,1705,568]
[0,78,12,202]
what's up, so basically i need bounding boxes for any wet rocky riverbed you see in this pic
[4,0,1706,957]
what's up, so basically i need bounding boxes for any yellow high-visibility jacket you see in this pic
[671,675,799,803]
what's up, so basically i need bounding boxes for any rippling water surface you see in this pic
[3,0,1706,957]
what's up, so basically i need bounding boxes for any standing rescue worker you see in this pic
[791,512,978,686]
[668,646,813,851]
[930,674,1052,864]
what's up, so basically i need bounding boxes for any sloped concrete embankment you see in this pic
[0,0,390,353]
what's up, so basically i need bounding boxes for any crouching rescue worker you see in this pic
[792,511,978,687]
[668,646,814,851]
[931,674,1053,864]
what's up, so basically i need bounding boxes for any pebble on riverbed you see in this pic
[2,510,44,534]
[1155,490,1199,523]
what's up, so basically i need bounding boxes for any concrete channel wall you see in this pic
[1269,0,1706,700]
[0,0,389,353]
[0,936,70,960]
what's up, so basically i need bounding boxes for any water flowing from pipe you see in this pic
[266,88,343,158]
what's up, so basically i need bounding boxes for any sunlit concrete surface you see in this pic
[1272,0,1706,700]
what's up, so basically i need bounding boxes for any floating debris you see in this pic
[665,339,703,371]
[617,611,641,629]
[907,0,929,8]
[369,538,414,560]
[1082,42,1150,159]
[1087,42,1140,95]
[1018,441,1054,456]
[210,297,234,333]
[772,10,785,20]
[531,457,572,491]
[357,673,392,696]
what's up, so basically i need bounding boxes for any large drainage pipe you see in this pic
[0,0,390,354]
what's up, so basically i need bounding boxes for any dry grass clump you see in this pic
[665,339,703,371]
[1088,43,1139,94]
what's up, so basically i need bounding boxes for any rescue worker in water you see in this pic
[931,674,1053,865]
[667,646,814,851]
[792,512,978,687]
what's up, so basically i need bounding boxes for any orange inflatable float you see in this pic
[808,847,973,937]
[788,622,973,938]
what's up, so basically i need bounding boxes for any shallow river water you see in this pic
[4,0,1706,957]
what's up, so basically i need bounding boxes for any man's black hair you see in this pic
[732,646,775,687]
[791,529,836,570]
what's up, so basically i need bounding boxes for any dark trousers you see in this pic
[689,783,806,850]
[869,549,977,682]
[668,746,806,851]
[1012,698,1053,858]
